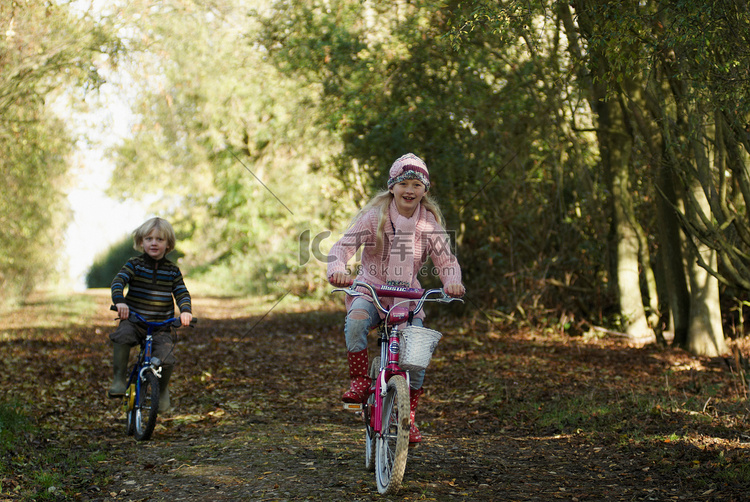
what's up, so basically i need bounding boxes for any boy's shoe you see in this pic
[108,344,130,398]
[158,365,173,412]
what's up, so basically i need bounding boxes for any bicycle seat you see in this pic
[386,306,410,325]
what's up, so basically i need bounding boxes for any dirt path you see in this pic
[2,291,750,501]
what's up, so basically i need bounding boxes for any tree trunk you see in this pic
[654,164,691,346]
[683,207,728,357]
[601,97,655,342]
[683,119,728,356]
[564,2,655,342]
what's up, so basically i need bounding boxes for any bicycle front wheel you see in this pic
[364,357,380,472]
[375,374,410,494]
[132,371,160,441]
[125,379,136,436]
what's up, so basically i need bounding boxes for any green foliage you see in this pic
[94,0,750,337]
[85,236,138,289]
[444,0,534,49]
[107,0,352,297]
[82,0,616,320]
[0,0,122,308]
[257,0,609,317]
[573,0,750,296]
[0,401,30,457]
[0,102,70,306]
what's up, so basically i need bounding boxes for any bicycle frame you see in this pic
[128,311,175,405]
[111,306,193,440]
[333,281,460,422]
[369,321,406,433]
[116,308,181,383]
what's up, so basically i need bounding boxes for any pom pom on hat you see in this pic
[387,153,430,191]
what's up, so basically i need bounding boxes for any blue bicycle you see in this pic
[110,306,196,441]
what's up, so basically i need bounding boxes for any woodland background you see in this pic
[6,2,750,500]
[4,0,750,358]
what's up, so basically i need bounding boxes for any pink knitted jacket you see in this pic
[327,203,462,318]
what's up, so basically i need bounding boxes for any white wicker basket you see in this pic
[399,326,443,372]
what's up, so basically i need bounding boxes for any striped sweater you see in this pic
[111,254,192,321]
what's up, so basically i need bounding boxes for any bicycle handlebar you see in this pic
[332,280,463,318]
[110,305,198,328]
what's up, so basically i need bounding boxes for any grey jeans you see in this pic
[110,319,176,365]
[344,297,425,390]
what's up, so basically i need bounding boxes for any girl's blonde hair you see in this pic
[133,217,176,253]
[352,190,445,254]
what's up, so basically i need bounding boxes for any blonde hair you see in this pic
[352,190,445,254]
[133,217,176,253]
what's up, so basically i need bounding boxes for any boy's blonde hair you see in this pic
[133,217,176,253]
[352,190,445,255]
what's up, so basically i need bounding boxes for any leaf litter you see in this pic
[1,290,750,501]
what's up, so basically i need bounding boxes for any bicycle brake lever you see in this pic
[437,292,464,303]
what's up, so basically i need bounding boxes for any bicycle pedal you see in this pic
[343,403,363,412]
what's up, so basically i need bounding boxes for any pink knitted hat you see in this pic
[387,153,430,191]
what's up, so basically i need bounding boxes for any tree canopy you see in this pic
[0,0,120,306]
[5,0,750,355]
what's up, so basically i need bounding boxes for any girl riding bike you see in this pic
[328,153,464,443]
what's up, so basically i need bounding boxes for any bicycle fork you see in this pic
[126,337,162,411]
[369,326,409,435]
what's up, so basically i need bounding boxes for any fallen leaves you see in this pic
[2,290,750,500]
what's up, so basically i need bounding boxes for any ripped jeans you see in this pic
[344,297,425,390]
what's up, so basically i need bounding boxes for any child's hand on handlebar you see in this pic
[329,272,354,288]
[115,303,130,320]
[444,284,465,298]
[180,312,193,327]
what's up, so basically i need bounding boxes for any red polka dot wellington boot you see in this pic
[342,349,370,403]
[409,388,423,443]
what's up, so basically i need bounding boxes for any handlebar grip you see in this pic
[172,318,199,328]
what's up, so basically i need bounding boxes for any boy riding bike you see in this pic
[108,217,193,414]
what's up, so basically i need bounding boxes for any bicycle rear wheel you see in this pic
[132,371,160,441]
[364,357,380,472]
[375,374,409,494]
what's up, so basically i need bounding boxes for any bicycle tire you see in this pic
[133,371,160,441]
[125,378,136,436]
[375,374,410,494]
[364,357,380,472]
[369,357,381,380]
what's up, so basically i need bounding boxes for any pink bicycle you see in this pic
[333,280,463,494]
